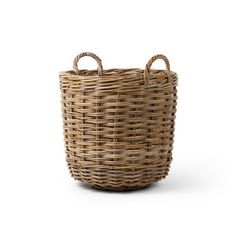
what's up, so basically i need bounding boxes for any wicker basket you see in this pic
[59,52,178,191]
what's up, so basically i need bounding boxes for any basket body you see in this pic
[60,53,177,191]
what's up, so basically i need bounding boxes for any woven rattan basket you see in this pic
[59,52,178,191]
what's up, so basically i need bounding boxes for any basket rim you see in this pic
[59,68,177,78]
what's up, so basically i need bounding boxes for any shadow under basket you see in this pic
[59,52,178,191]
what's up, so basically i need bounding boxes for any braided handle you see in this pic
[144,54,170,84]
[73,52,103,76]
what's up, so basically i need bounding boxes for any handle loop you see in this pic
[73,52,103,76]
[144,54,170,84]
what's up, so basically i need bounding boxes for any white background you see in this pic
[0,0,235,235]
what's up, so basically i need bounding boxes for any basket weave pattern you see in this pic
[60,52,177,190]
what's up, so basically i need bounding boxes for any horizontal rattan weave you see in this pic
[60,52,178,191]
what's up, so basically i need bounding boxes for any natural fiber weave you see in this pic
[59,52,178,191]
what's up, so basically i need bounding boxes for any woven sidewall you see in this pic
[60,55,177,191]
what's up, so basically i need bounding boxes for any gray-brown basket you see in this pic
[59,52,178,191]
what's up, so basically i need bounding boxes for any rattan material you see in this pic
[59,52,178,191]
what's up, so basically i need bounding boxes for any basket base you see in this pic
[89,183,152,192]
[68,162,170,191]
[76,177,168,191]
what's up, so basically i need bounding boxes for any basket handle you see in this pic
[73,52,103,76]
[144,54,170,84]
